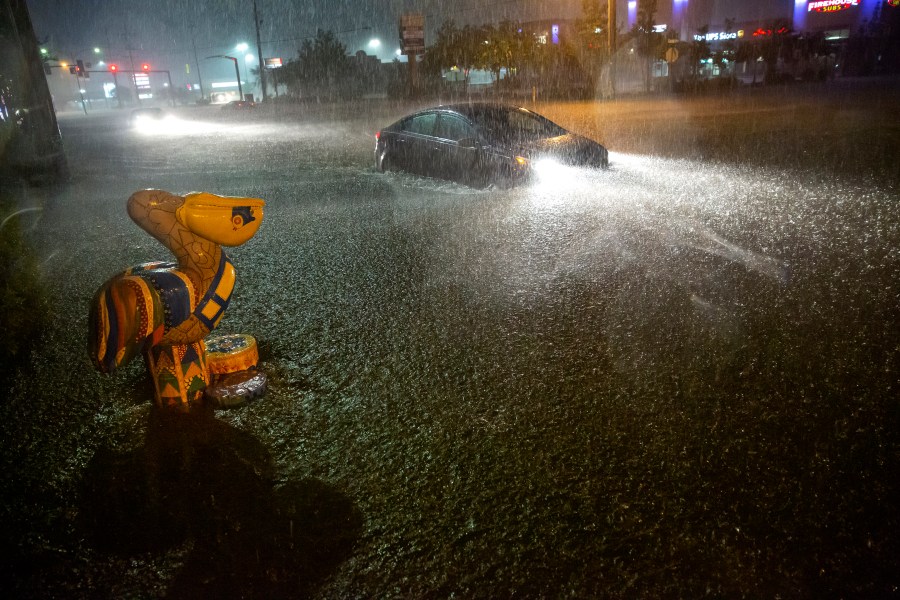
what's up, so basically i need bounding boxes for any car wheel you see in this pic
[494,164,515,190]
[378,149,395,173]
[466,167,488,189]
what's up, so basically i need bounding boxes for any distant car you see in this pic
[129,107,165,126]
[222,100,256,110]
[374,103,609,187]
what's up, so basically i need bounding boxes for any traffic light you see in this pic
[109,64,118,72]
[141,63,151,71]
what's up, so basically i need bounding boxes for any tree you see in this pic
[733,20,791,83]
[422,21,487,93]
[688,25,713,81]
[633,0,665,91]
[249,65,277,98]
[478,22,528,90]
[575,0,610,75]
[280,29,353,100]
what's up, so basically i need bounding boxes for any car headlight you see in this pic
[531,158,568,181]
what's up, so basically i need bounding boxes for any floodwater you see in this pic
[2,86,898,597]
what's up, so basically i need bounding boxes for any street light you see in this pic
[205,54,243,101]
[235,42,249,53]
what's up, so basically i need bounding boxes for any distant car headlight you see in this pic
[133,114,178,134]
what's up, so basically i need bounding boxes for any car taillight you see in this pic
[375,130,381,141]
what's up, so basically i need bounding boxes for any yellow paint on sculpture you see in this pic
[206,333,259,375]
[177,192,265,247]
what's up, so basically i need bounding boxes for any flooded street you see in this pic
[2,84,899,597]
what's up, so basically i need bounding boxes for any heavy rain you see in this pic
[2,0,899,597]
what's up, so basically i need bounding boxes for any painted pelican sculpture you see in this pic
[89,189,265,408]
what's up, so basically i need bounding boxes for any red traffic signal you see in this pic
[109,64,118,72]
[141,63,151,71]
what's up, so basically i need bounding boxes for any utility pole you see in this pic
[72,72,88,115]
[111,68,121,108]
[608,0,617,98]
[191,36,205,100]
[123,22,141,105]
[253,0,267,101]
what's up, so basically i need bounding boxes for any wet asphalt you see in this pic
[1,81,899,597]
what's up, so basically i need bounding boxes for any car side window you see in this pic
[403,113,437,136]
[434,114,474,142]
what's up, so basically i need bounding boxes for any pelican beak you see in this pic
[177,192,265,246]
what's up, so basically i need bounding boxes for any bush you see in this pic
[0,194,49,386]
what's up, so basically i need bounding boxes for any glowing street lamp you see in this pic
[368,38,381,49]
[235,42,249,53]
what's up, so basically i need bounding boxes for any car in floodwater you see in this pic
[374,103,609,188]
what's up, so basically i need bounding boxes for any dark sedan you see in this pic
[375,103,608,187]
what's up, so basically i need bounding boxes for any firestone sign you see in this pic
[400,14,425,55]
[807,0,859,12]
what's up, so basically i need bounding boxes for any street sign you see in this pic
[400,13,425,54]
[665,47,679,63]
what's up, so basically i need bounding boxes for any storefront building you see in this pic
[628,0,891,40]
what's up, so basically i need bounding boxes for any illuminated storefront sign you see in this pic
[752,26,791,37]
[694,30,744,42]
[807,0,859,12]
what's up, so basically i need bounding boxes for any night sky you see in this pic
[26,0,795,86]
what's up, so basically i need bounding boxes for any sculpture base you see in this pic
[144,334,265,410]
[205,369,268,408]
[203,333,266,409]
[145,341,209,409]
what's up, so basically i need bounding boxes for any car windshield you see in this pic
[470,107,568,142]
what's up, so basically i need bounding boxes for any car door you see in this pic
[397,112,438,176]
[432,113,480,183]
